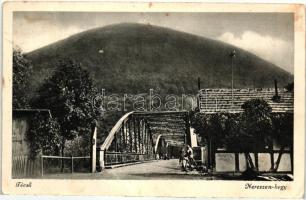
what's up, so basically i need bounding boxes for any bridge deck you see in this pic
[41,160,216,180]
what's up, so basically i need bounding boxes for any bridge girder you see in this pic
[99,111,192,169]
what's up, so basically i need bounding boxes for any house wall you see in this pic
[215,152,291,172]
[12,117,30,156]
[214,137,292,173]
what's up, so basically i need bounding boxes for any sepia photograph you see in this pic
[2,1,305,197]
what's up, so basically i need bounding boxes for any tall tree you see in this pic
[32,58,102,157]
[240,99,273,172]
[13,47,33,108]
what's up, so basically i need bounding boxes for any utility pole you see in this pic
[197,77,201,110]
[230,50,236,107]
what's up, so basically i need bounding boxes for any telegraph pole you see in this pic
[230,50,236,107]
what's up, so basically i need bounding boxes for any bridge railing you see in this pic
[99,112,156,169]
[105,152,156,166]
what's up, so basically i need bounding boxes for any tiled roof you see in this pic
[13,109,52,118]
[199,88,293,113]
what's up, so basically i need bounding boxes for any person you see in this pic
[180,145,196,171]
[185,145,196,166]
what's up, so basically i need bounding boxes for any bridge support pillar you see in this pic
[99,150,105,170]
[90,125,97,173]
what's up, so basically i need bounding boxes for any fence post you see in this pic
[40,154,44,177]
[235,153,239,172]
[23,156,27,177]
[71,156,74,173]
[100,150,105,170]
[290,147,293,174]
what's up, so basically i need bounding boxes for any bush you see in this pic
[239,99,273,151]
[27,113,61,159]
[65,135,91,156]
[191,99,273,151]
[271,112,293,148]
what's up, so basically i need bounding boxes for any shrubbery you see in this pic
[191,99,293,171]
[192,99,292,150]
[26,113,61,159]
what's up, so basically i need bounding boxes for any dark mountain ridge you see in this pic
[26,23,293,94]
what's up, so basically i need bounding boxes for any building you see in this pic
[197,87,294,173]
[12,109,51,178]
[198,88,293,114]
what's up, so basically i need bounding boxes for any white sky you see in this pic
[13,12,294,73]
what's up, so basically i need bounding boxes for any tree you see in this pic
[32,58,102,158]
[240,99,273,172]
[190,112,228,169]
[271,113,293,172]
[207,114,227,147]
[224,113,242,148]
[190,112,209,145]
[285,82,294,92]
[13,47,33,108]
[27,113,60,159]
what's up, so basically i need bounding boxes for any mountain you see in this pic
[26,23,293,94]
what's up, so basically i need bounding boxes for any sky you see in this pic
[13,12,294,73]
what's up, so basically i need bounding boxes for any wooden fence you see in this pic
[12,155,90,178]
[41,155,90,175]
[12,155,42,178]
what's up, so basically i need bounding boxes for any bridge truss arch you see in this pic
[99,111,192,169]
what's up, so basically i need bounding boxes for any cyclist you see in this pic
[180,145,196,171]
[186,145,196,167]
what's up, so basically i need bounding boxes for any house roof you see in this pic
[198,88,293,113]
[13,109,52,118]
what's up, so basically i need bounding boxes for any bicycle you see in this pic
[180,156,196,171]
